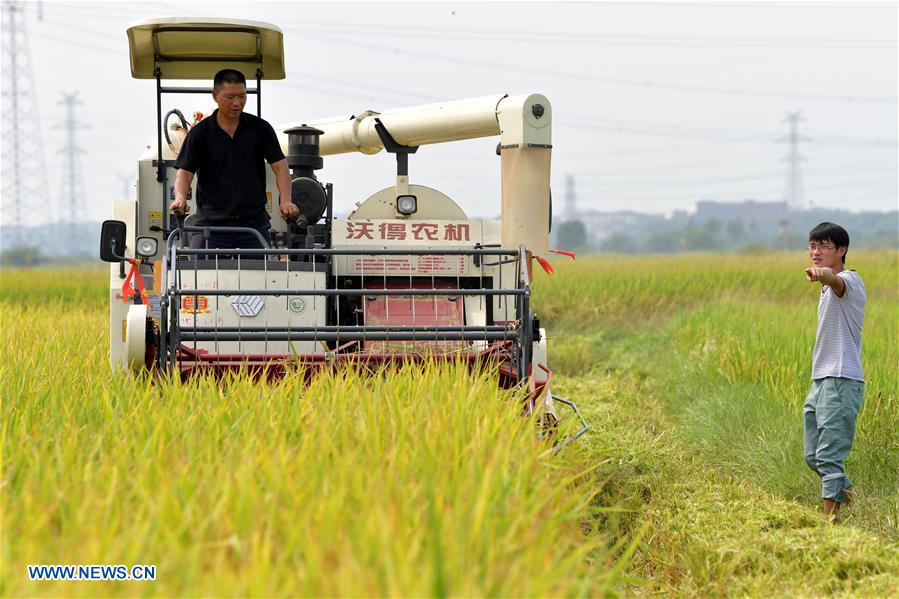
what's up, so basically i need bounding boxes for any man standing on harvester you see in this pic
[169,68,298,248]
[802,222,866,519]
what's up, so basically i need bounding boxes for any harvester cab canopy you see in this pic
[126,17,285,80]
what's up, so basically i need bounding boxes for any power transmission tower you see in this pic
[779,111,811,211]
[565,174,576,219]
[58,92,89,248]
[1,1,48,248]
[116,172,133,201]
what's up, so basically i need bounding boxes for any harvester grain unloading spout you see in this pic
[289,93,553,259]
[100,17,586,445]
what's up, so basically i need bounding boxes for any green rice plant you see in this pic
[0,267,617,597]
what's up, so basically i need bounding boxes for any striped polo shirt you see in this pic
[811,269,865,382]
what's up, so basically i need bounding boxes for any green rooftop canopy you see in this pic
[127,17,285,80]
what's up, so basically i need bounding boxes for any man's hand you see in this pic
[170,169,194,215]
[805,266,836,284]
[806,266,846,296]
[169,196,190,215]
[279,201,299,220]
[270,159,295,221]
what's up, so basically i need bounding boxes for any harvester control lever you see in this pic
[173,212,187,248]
[285,215,310,251]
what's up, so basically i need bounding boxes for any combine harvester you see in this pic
[100,17,586,439]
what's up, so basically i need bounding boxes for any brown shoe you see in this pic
[823,498,841,519]
[842,486,853,509]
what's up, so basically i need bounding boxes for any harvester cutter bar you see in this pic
[182,331,520,342]
[173,341,521,386]
[174,288,525,297]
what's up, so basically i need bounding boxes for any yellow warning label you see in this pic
[148,210,163,226]
[152,260,162,293]
[121,319,127,342]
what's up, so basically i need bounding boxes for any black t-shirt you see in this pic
[174,109,285,226]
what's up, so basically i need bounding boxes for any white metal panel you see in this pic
[109,271,130,370]
[177,269,326,355]
[332,219,482,277]
[333,219,481,247]
[109,198,138,370]
[348,185,467,220]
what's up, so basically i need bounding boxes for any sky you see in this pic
[2,0,897,227]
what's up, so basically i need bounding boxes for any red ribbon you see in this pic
[121,259,149,305]
[535,255,555,275]
[548,249,577,260]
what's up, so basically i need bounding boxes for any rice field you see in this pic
[2,251,897,597]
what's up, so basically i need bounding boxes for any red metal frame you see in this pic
[170,340,523,387]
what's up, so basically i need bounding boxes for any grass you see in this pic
[2,251,898,596]
[535,251,899,595]
[554,367,898,596]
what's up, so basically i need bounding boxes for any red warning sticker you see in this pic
[181,295,209,314]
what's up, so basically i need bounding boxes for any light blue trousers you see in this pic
[803,377,864,502]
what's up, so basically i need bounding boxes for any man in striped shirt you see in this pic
[803,222,865,519]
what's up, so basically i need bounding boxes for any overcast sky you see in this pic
[3,0,897,226]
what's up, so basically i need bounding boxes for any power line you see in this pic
[556,117,897,147]
[30,10,899,104]
[296,31,897,104]
[292,20,896,50]
[576,161,896,180]
[639,2,895,11]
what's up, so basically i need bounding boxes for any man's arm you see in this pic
[805,267,846,297]
[169,169,194,214]
[271,159,298,220]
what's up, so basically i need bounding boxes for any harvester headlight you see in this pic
[136,237,158,258]
[396,195,417,216]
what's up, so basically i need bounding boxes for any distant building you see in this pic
[694,199,789,225]
[576,210,643,243]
